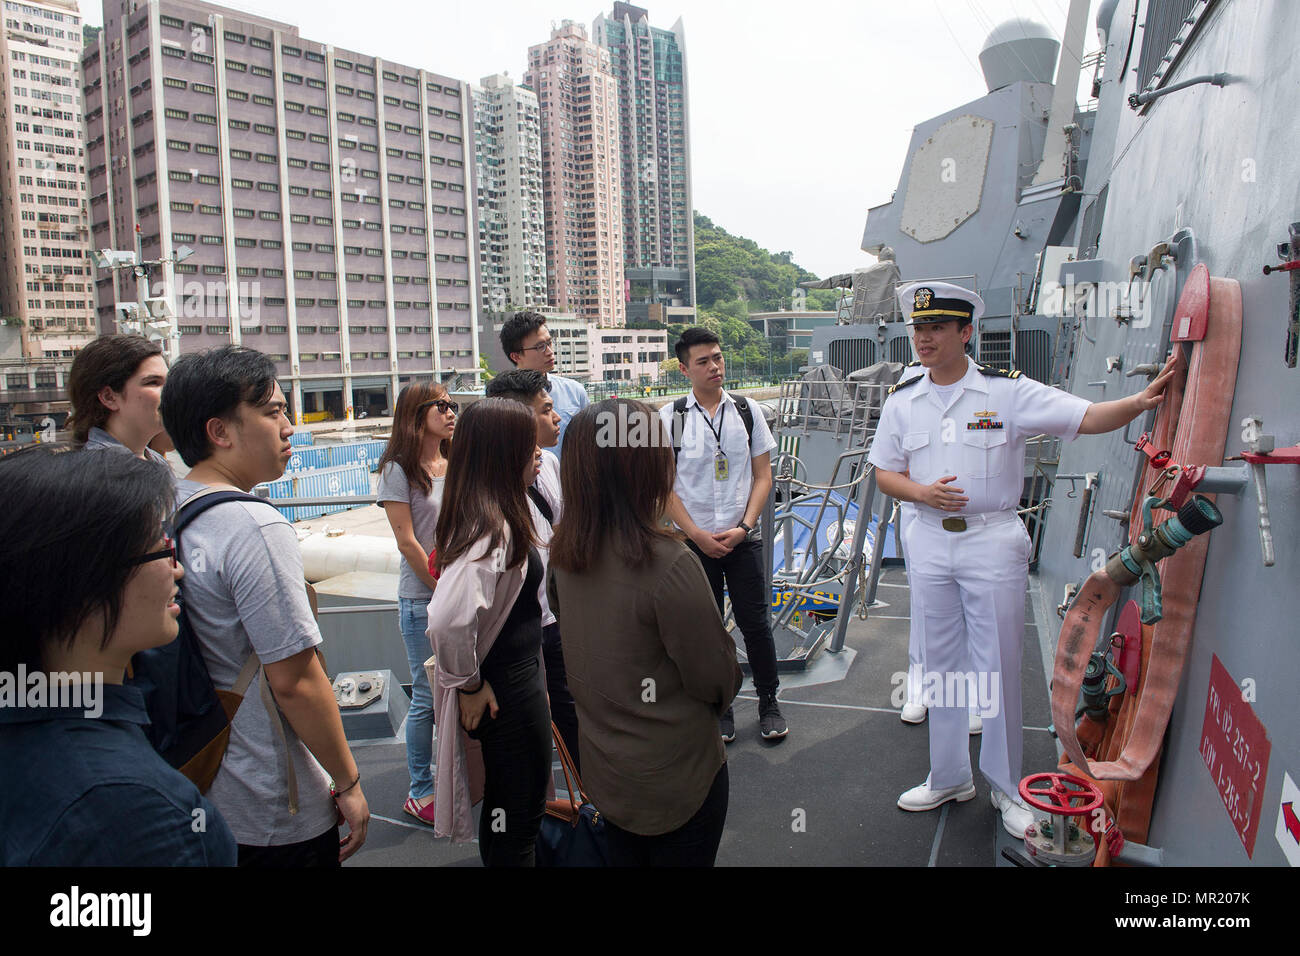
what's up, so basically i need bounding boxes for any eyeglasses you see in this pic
[516,340,554,355]
[419,399,459,414]
[127,535,177,569]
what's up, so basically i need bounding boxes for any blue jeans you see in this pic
[398,596,435,800]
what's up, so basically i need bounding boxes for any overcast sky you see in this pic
[83,0,1100,278]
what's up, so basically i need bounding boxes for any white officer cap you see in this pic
[896,280,985,327]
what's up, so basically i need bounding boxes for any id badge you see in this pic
[714,452,729,481]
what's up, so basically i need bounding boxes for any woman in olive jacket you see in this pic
[547,399,742,867]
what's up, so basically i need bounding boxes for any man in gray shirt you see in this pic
[160,345,369,866]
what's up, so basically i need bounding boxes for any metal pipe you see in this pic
[828,466,877,654]
[1129,72,1227,108]
[1196,462,1250,495]
[1113,840,1165,867]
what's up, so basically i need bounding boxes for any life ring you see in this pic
[1049,263,1241,854]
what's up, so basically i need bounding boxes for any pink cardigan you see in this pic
[426,528,525,842]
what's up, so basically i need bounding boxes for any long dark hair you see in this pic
[550,399,678,574]
[0,445,174,671]
[67,334,165,443]
[378,381,452,496]
[435,398,537,574]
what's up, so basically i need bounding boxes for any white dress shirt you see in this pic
[660,390,777,534]
[868,357,1090,516]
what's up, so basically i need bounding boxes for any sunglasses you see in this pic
[419,399,459,414]
[127,535,177,569]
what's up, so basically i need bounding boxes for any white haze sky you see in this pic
[83,0,1101,278]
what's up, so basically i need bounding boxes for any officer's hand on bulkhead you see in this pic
[922,475,969,512]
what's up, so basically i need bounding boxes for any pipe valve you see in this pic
[1105,495,1224,623]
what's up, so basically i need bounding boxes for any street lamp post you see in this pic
[93,236,194,359]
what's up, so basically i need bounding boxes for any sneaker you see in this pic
[720,707,736,743]
[968,713,983,735]
[901,702,927,724]
[897,777,977,812]
[991,787,1035,838]
[758,693,789,740]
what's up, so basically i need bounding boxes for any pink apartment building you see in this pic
[524,20,624,328]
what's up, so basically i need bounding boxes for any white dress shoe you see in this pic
[898,777,977,812]
[968,713,983,735]
[991,787,1036,838]
[901,702,927,724]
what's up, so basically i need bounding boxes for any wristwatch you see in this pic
[738,521,754,537]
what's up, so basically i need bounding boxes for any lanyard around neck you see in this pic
[693,401,726,451]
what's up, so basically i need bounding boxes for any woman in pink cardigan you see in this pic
[426,398,549,865]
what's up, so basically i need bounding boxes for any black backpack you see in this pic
[670,393,755,461]
[128,489,280,792]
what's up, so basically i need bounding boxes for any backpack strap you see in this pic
[671,393,756,461]
[671,395,689,462]
[733,393,756,450]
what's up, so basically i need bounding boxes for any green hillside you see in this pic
[693,212,838,313]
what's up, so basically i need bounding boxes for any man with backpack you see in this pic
[159,346,369,866]
[659,327,788,743]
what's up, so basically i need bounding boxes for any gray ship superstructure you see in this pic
[802,0,1300,867]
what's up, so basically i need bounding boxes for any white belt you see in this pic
[912,509,1018,533]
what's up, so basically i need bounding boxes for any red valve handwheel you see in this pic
[1018,772,1104,816]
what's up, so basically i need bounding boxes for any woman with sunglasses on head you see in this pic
[0,447,236,866]
[376,382,458,825]
[427,398,550,865]
[67,333,171,464]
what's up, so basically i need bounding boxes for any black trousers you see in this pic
[604,763,729,867]
[237,825,339,868]
[542,622,580,775]
[686,538,780,698]
[472,653,552,867]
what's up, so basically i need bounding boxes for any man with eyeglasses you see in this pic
[499,311,588,455]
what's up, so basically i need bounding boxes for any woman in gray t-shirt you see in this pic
[375,382,457,825]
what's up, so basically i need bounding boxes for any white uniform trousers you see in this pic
[903,510,1031,797]
[901,505,974,713]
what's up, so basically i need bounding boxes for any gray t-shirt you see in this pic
[375,460,444,600]
[173,479,337,847]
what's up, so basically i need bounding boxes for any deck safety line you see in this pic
[927,803,949,867]
[735,694,1053,732]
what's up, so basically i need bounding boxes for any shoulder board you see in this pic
[888,375,924,395]
[976,364,1021,379]
[905,359,922,368]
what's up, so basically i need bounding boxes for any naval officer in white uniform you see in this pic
[868,281,1178,836]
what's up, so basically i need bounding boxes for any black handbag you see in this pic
[535,723,608,867]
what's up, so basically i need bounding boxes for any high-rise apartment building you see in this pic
[0,0,96,379]
[81,0,481,421]
[471,73,546,316]
[592,3,694,322]
[524,20,624,328]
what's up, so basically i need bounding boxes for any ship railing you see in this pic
[764,446,896,651]
[776,377,887,446]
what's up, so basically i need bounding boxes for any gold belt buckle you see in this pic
[941,517,967,533]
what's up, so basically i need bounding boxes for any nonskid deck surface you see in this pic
[346,565,1058,867]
